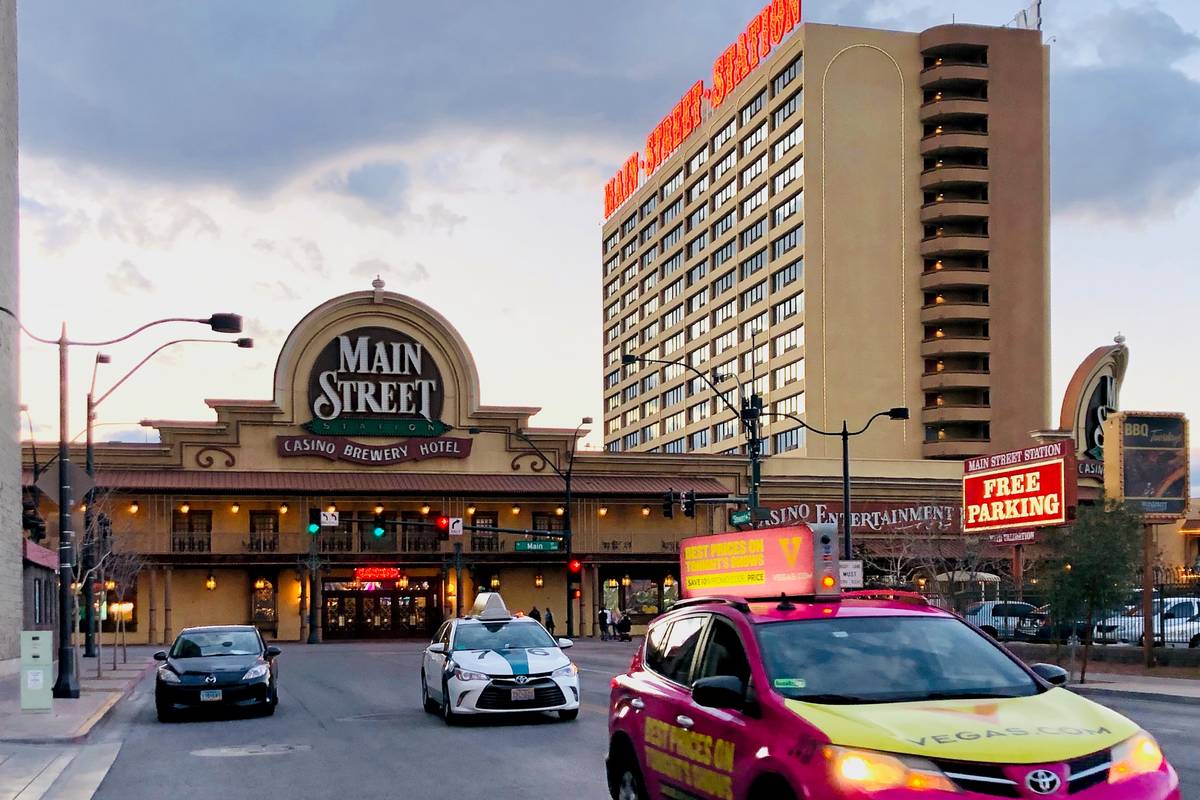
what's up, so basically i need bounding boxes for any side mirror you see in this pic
[427,642,446,654]
[692,675,746,710]
[153,650,168,662]
[1030,663,1068,686]
[557,638,574,649]
[265,646,282,658]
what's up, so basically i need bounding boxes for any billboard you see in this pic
[963,441,1076,534]
[1104,412,1190,520]
[679,525,840,600]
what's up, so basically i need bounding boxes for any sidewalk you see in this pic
[1070,671,1200,705]
[0,648,155,745]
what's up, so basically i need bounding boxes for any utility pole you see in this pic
[53,325,80,698]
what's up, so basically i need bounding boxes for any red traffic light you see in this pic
[567,558,583,574]
[435,516,450,531]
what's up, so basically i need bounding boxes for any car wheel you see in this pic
[440,679,458,726]
[155,700,175,723]
[607,744,647,800]
[270,682,280,708]
[749,775,797,800]
[558,708,579,721]
[421,672,438,714]
[980,625,998,639]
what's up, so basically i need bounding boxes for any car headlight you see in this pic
[242,663,270,681]
[1109,731,1164,782]
[157,668,181,684]
[453,667,490,682]
[824,746,958,793]
[552,663,579,678]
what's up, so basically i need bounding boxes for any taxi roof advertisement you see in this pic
[680,525,820,599]
[962,441,1077,534]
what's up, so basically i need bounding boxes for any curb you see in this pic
[1071,685,1200,706]
[0,660,153,745]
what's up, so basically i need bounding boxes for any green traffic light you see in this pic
[307,523,320,535]
[373,526,385,538]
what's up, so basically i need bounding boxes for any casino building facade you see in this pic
[600,11,1050,463]
[24,284,964,643]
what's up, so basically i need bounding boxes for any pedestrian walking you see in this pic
[598,607,610,640]
[616,610,633,641]
[544,607,556,637]
[609,607,622,638]
[529,606,542,624]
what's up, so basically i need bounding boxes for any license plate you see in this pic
[199,689,223,702]
[511,687,535,702]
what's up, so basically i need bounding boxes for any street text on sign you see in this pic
[839,560,864,589]
[448,517,463,537]
[515,540,560,552]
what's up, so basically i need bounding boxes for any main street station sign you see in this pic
[963,441,1076,534]
[306,326,448,436]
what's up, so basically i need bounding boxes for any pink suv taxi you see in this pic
[607,525,1179,800]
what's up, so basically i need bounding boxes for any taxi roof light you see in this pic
[468,592,513,621]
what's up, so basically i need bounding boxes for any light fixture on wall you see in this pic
[279,503,288,515]
[398,574,409,590]
[640,506,651,516]
[511,504,521,516]
[420,503,431,515]
[254,577,267,591]
[104,579,116,591]
[621,574,632,588]
[231,502,240,514]
[555,506,565,516]
[129,500,139,514]
[180,502,190,514]
[490,575,501,590]
[663,575,676,588]
[205,573,217,591]
[327,503,337,514]
[605,578,618,589]
[79,502,87,512]
[534,572,544,589]
[374,503,385,515]
[466,505,477,515]
[598,506,609,517]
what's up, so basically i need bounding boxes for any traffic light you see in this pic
[307,508,321,535]
[567,558,583,580]
[435,515,450,540]
[22,490,46,542]
[97,513,113,551]
[681,490,696,518]
[373,512,387,538]
[661,490,674,518]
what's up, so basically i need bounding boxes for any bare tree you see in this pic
[68,489,118,679]
[105,549,145,666]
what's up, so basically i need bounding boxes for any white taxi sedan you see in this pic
[420,593,580,724]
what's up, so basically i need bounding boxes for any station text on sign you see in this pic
[963,442,1075,534]
[602,0,802,218]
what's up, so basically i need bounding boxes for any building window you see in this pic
[773,427,806,453]
[662,197,682,223]
[740,89,766,125]
[663,331,684,355]
[740,249,766,280]
[713,149,737,180]
[740,282,766,311]
[621,214,638,236]
[772,89,802,130]
[690,429,710,449]
[641,249,657,268]
[712,270,735,297]
[604,255,619,277]
[661,224,683,251]
[773,325,804,356]
[774,392,805,417]
[772,292,803,324]
[772,226,803,260]
[621,240,637,261]
[641,423,658,443]
[741,185,768,217]
[640,219,658,243]
[686,262,708,287]
[605,370,620,389]
[686,204,708,231]
[623,384,640,403]
[772,359,804,389]
[714,418,738,442]
[773,124,803,162]
[623,432,640,450]
[688,343,710,368]
[604,231,620,254]
[663,278,684,303]
[713,300,737,329]
[741,217,767,248]
[712,209,736,238]
[772,258,802,292]
[471,512,499,551]
[688,146,709,175]
[690,400,711,423]
[742,342,769,371]
[688,317,710,341]
[687,288,709,314]
[741,122,767,155]
[713,118,737,151]
[713,179,737,209]
[662,304,684,330]
[712,240,736,268]
[641,320,660,342]
[661,170,683,198]
[772,54,803,95]
[661,252,683,277]
[773,158,803,194]
[772,192,803,227]
[640,194,658,218]
[248,511,280,553]
[687,174,710,203]
[606,440,621,452]
[740,154,768,187]
[713,328,738,355]
[741,312,767,341]
[172,510,212,553]
[663,437,686,454]
[664,386,686,408]
[664,410,686,433]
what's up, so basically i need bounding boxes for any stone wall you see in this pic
[0,0,22,665]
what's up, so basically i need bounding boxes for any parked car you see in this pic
[154,625,280,722]
[963,600,1039,640]
[1014,605,1097,645]
[1093,597,1200,645]
[1161,611,1200,649]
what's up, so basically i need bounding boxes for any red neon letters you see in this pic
[602,0,802,218]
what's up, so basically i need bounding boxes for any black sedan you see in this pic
[154,625,280,722]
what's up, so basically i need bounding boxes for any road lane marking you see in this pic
[190,744,312,757]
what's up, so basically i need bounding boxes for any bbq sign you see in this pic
[304,327,448,437]
[963,442,1076,534]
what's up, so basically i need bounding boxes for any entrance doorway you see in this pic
[322,585,439,639]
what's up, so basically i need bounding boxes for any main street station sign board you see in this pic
[1104,412,1190,520]
[963,441,1076,534]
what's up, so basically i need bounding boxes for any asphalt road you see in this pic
[88,640,1197,800]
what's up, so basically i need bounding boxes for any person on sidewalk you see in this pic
[598,607,610,641]
[609,607,622,640]
[544,608,556,637]
[529,606,542,624]
[616,610,633,642]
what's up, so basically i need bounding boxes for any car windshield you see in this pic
[452,621,556,651]
[171,630,262,658]
[755,616,1040,704]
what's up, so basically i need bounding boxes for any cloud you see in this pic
[20,195,90,252]
[106,259,154,293]
[97,200,219,247]
[351,258,430,285]
[252,279,299,302]
[424,202,467,234]
[252,237,326,276]
[242,316,288,348]
[318,161,410,215]
[1052,7,1200,219]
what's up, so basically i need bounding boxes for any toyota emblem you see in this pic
[1025,769,1062,795]
[514,675,529,684]
[204,675,217,685]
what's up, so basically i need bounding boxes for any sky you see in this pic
[12,0,1200,489]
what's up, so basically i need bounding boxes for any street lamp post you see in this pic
[765,408,909,559]
[21,313,244,699]
[468,417,591,637]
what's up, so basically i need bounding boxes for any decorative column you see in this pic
[298,569,308,643]
[311,569,322,643]
[147,568,158,645]
[162,567,173,645]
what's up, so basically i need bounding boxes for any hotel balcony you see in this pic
[920,335,990,357]
[921,301,991,323]
[922,438,991,459]
[919,235,991,257]
[920,131,989,156]
[921,370,991,391]
[919,62,989,86]
[919,97,988,122]
[922,405,993,424]
[919,164,990,190]
[920,200,989,224]
[920,266,990,291]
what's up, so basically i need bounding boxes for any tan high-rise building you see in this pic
[600,19,1049,463]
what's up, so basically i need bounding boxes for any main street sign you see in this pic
[515,540,560,552]
[963,441,1076,534]
[730,509,752,527]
